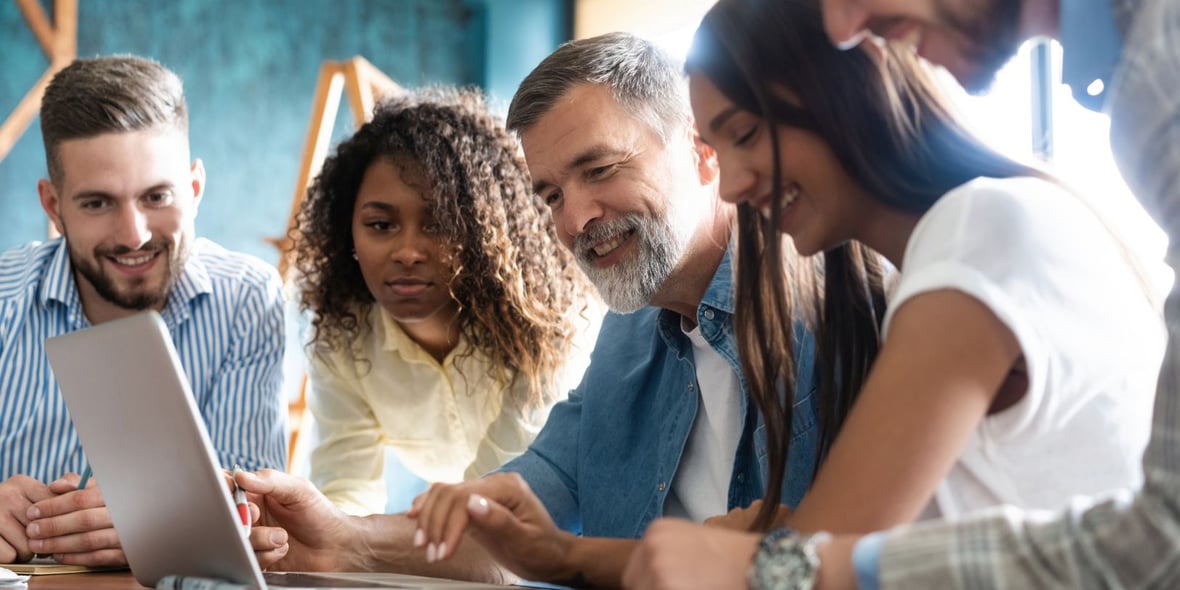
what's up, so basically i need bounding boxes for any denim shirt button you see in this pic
[703,309,715,321]
[736,473,745,483]
[688,382,694,391]
[657,481,667,492]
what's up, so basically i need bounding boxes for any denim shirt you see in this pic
[500,247,820,538]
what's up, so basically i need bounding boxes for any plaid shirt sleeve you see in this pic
[875,0,1180,587]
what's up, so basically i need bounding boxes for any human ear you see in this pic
[38,178,65,235]
[691,130,720,186]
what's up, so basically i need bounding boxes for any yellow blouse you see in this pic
[307,304,599,515]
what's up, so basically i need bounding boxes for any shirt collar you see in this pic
[656,243,735,344]
[160,244,212,326]
[377,304,471,366]
[698,244,735,316]
[38,237,213,326]
[39,238,81,310]
[1059,0,1124,112]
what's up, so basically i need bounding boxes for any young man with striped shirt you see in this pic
[0,56,287,568]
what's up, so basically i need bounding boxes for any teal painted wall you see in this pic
[0,0,569,265]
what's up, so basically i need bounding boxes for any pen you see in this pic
[231,464,250,535]
[77,465,92,490]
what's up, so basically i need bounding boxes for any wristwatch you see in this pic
[747,528,830,590]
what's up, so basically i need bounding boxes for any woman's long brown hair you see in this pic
[688,0,1046,530]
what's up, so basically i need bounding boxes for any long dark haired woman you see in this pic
[622,0,1165,586]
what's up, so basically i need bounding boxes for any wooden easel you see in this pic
[0,0,77,239]
[0,0,76,163]
[271,56,404,279]
[277,57,403,466]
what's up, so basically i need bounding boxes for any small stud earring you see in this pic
[351,250,358,260]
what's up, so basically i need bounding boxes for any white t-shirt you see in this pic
[885,176,1168,519]
[663,317,744,522]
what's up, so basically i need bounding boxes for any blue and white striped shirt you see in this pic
[0,237,287,482]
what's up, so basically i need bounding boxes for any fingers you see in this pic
[27,506,113,539]
[250,525,288,551]
[235,469,308,507]
[51,548,127,567]
[463,493,525,550]
[0,511,31,563]
[412,482,472,563]
[249,524,290,568]
[254,543,290,570]
[26,490,119,561]
[27,525,119,556]
[27,486,104,521]
[413,473,544,563]
[46,473,88,495]
[0,475,54,563]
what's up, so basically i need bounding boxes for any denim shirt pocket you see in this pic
[751,386,819,507]
[784,387,819,506]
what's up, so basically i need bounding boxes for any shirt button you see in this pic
[657,482,667,492]
[703,309,715,321]
[737,474,745,483]
[688,382,695,391]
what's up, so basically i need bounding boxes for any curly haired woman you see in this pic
[293,88,600,516]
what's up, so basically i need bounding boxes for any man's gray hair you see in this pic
[507,32,692,141]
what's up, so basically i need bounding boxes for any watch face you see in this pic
[749,531,823,590]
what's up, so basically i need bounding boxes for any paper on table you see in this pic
[0,566,29,588]
[0,557,126,576]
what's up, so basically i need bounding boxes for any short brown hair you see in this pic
[40,55,188,183]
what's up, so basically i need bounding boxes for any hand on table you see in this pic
[0,475,55,563]
[232,468,360,571]
[408,472,576,583]
[24,473,125,566]
[623,518,760,590]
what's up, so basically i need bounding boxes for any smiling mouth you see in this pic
[759,183,802,222]
[588,229,635,260]
[106,250,161,269]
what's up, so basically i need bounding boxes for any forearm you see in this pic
[871,487,1176,589]
[352,513,513,584]
[558,535,638,588]
[871,278,1180,588]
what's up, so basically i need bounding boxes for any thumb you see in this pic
[236,469,307,505]
[48,476,82,494]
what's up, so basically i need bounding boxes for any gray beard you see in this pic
[574,212,687,313]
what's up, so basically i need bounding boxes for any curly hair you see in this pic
[294,87,589,412]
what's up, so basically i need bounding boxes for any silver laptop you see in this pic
[46,311,507,589]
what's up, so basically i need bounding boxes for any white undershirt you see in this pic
[663,316,744,522]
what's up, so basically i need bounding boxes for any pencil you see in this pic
[76,465,92,490]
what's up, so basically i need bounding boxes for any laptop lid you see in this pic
[46,312,514,590]
[46,311,268,589]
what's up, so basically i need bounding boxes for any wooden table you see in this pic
[28,571,148,589]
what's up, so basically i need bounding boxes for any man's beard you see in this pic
[939,0,1025,93]
[66,233,188,311]
[574,212,691,313]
